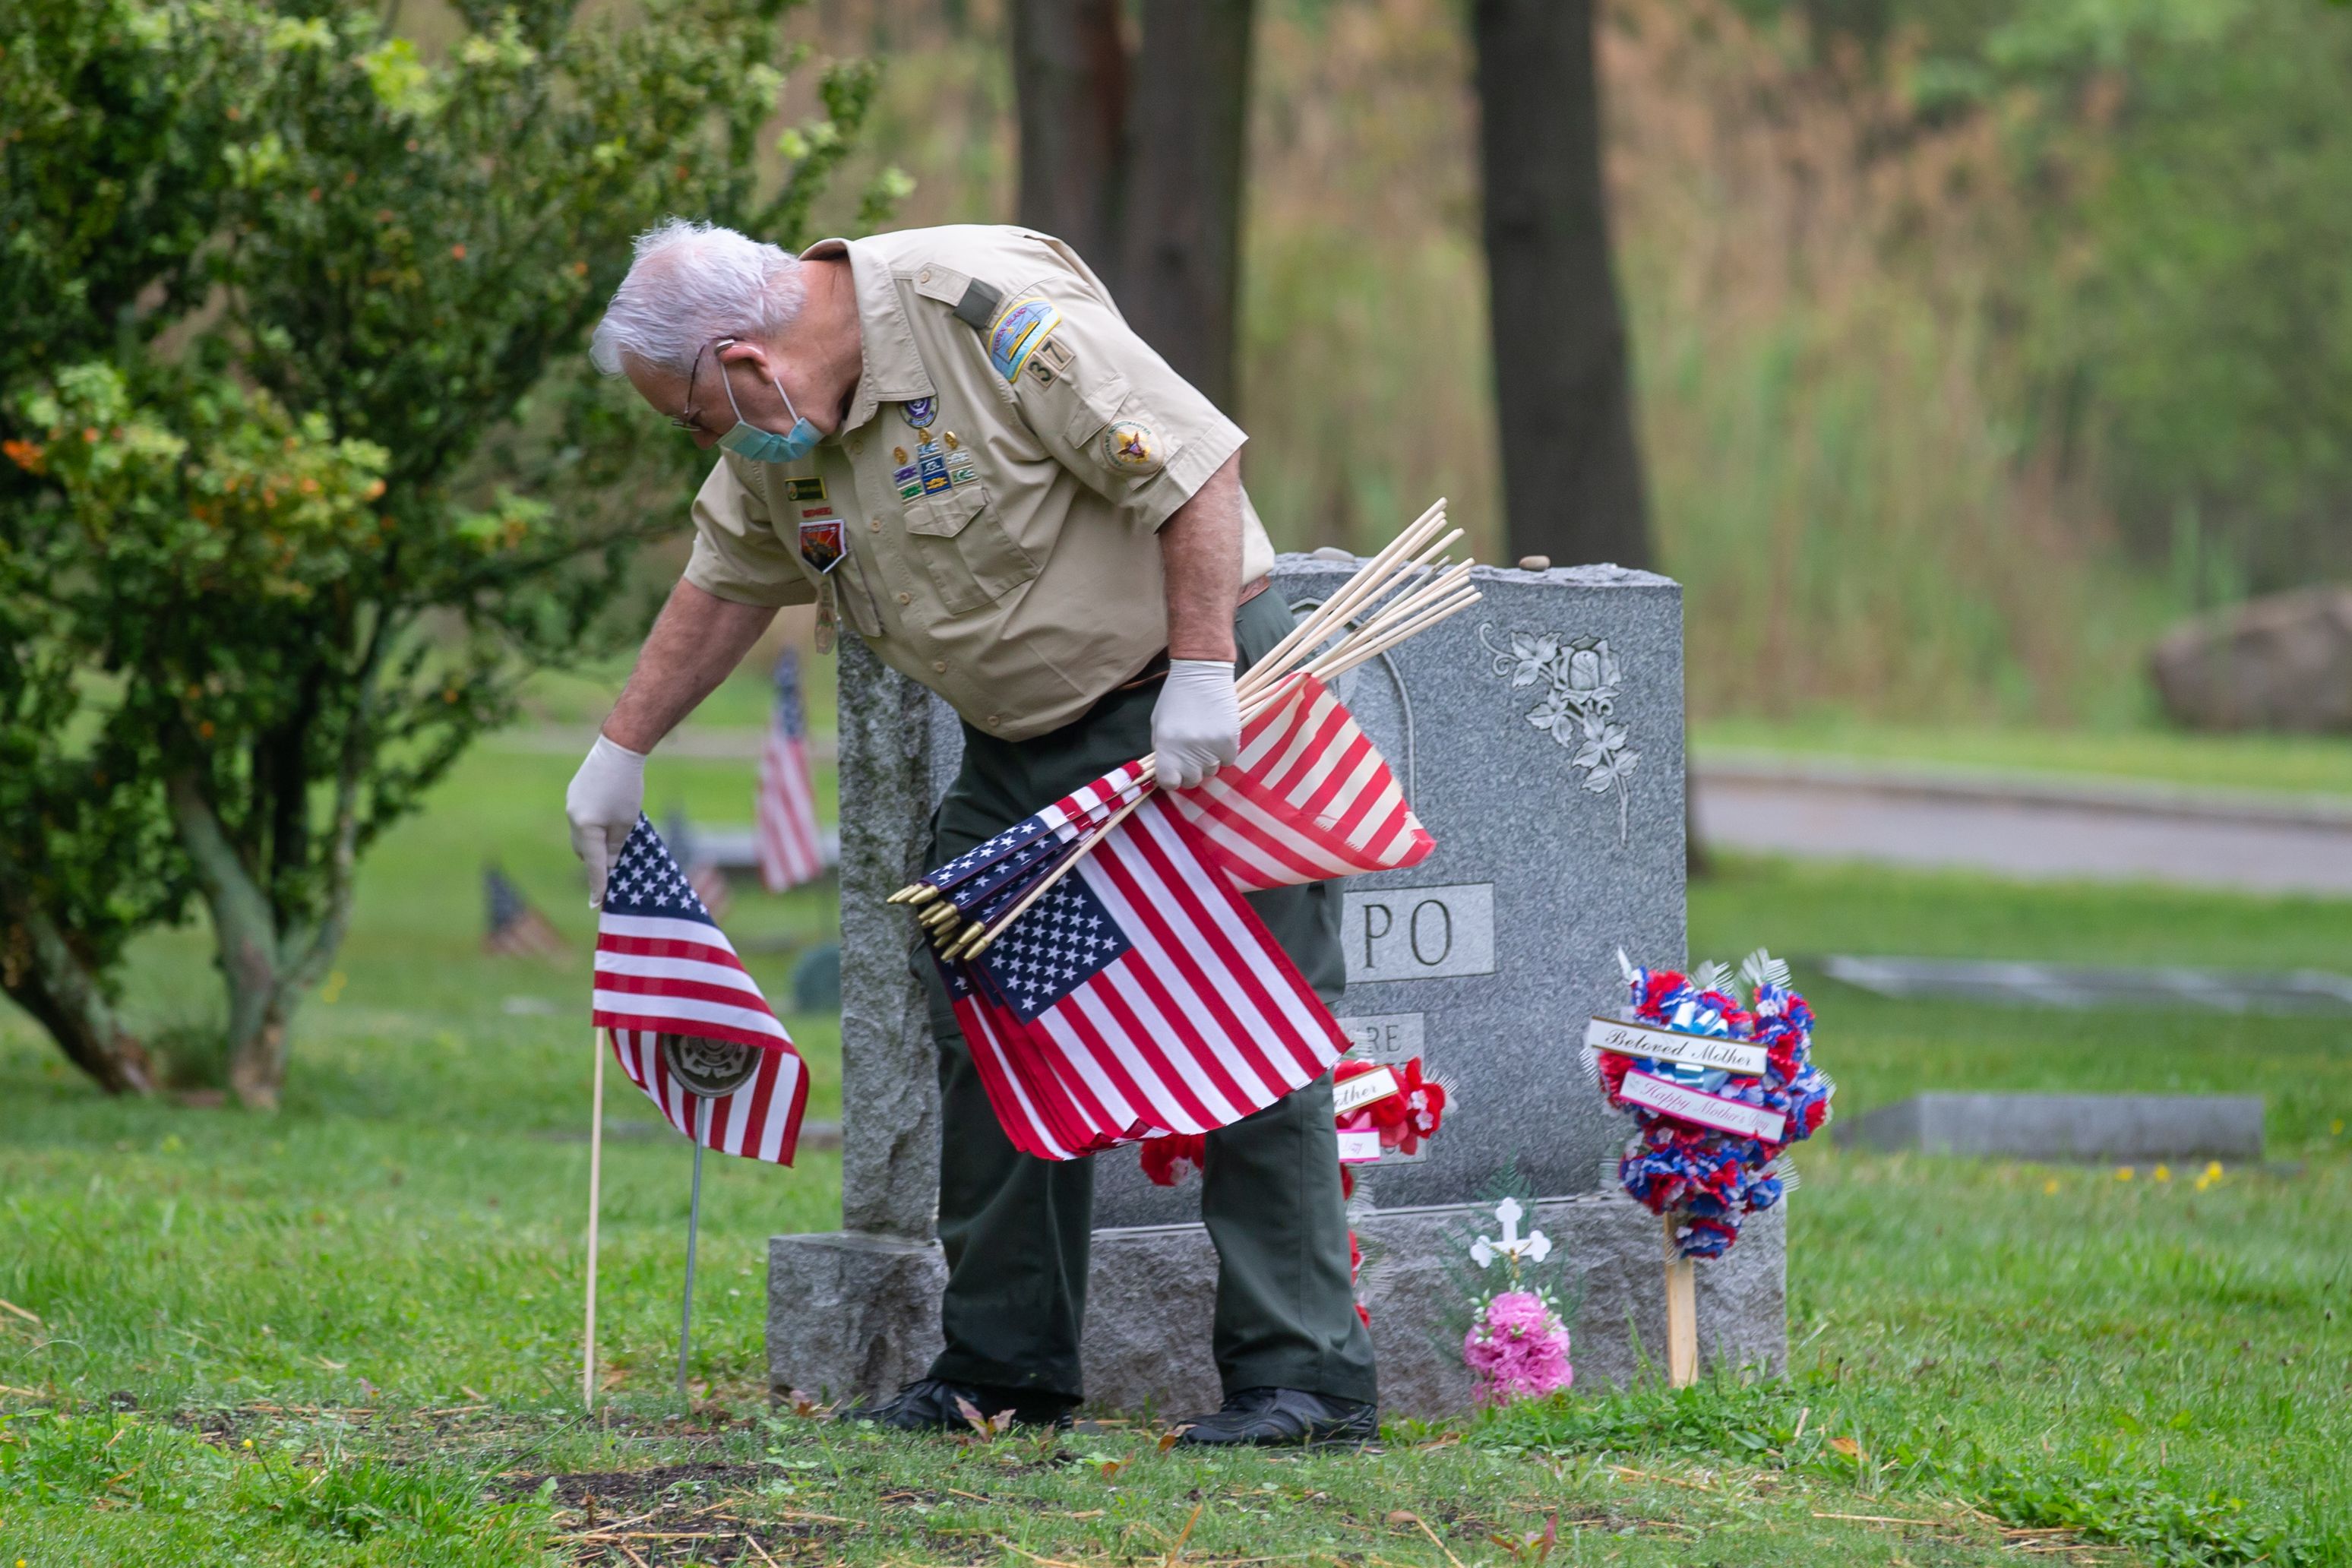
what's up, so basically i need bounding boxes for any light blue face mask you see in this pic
[709,337,820,464]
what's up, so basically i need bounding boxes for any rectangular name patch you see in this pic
[1584,1017,1767,1077]
[786,476,827,503]
[1618,1070,1786,1142]
[1332,1066,1400,1117]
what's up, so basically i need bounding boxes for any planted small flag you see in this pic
[592,817,808,1163]
[483,865,567,957]
[757,649,828,893]
[1165,672,1434,890]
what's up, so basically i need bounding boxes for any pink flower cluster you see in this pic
[1462,1289,1573,1407]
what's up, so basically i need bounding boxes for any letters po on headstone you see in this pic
[1345,884,1496,982]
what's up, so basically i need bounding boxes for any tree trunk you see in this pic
[167,773,300,1109]
[1010,0,1130,271]
[1474,0,1653,571]
[1008,0,1256,415]
[1118,0,1256,413]
[0,903,153,1095]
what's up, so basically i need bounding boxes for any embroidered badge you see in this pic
[903,397,937,429]
[1035,337,1075,384]
[1101,421,1161,473]
[947,454,978,487]
[893,460,922,502]
[988,296,1062,382]
[798,517,846,575]
[798,504,836,521]
[786,476,827,503]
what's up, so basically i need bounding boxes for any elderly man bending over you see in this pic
[565,220,1375,1446]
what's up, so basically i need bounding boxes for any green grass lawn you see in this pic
[3,723,2348,1565]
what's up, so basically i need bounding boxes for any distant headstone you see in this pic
[771,558,1787,1417]
[789,941,842,1013]
[1822,955,2352,1016]
[2150,586,2352,734]
[1842,1092,2265,1163]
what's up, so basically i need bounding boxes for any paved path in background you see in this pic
[1693,755,2352,897]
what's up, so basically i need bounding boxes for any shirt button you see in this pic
[896,592,912,605]
[869,517,883,533]
[932,659,947,674]
[918,267,933,283]
[987,714,1000,727]
[849,435,863,454]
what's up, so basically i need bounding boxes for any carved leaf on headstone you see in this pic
[1478,624,1641,844]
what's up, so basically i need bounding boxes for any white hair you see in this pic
[588,219,807,378]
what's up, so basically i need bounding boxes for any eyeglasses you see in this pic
[670,337,738,434]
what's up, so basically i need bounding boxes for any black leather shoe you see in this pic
[833,1377,1073,1433]
[1173,1386,1378,1447]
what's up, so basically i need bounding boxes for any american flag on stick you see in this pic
[756,648,828,893]
[591,817,808,1164]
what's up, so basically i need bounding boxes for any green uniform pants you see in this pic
[917,588,1378,1408]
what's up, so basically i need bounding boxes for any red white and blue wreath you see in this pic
[1582,949,1834,1260]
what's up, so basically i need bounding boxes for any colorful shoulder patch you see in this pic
[988,295,1063,384]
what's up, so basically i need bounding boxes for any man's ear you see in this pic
[715,338,770,378]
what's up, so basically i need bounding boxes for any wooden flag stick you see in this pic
[1242,500,1449,684]
[1662,1212,1698,1388]
[582,1027,607,1413]
[1306,589,1482,682]
[1241,526,1459,700]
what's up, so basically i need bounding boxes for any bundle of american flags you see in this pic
[592,815,809,1165]
[896,501,1476,1160]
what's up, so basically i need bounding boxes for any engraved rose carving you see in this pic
[1480,625,1639,844]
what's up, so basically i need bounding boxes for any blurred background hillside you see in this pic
[746,0,2351,727]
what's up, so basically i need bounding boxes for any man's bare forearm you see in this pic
[602,578,779,752]
[1161,453,1244,662]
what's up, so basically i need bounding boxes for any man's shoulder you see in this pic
[852,226,1100,302]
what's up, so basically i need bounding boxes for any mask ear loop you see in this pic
[713,338,802,428]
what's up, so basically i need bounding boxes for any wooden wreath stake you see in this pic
[582,1027,607,1413]
[1662,1213,1698,1388]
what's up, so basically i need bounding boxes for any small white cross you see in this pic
[1469,1196,1552,1271]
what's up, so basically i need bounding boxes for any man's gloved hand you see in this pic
[565,733,648,907]
[1151,659,1241,791]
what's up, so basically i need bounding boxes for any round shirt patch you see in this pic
[1101,421,1161,475]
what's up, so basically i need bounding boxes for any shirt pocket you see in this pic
[901,482,1038,616]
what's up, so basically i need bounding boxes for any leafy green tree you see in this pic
[1,0,899,1105]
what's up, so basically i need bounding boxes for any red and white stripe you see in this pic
[608,1026,811,1163]
[757,724,827,893]
[1165,673,1434,891]
[1006,797,1350,1151]
[593,910,793,1053]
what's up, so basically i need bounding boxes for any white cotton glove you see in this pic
[1151,659,1242,791]
[565,733,648,908]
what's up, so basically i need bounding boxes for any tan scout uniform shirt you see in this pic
[683,224,1278,742]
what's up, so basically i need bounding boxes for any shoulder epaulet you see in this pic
[953,278,1002,331]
